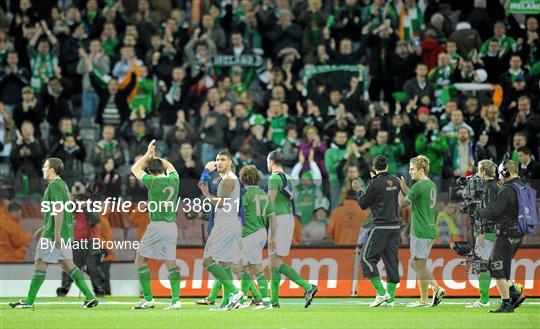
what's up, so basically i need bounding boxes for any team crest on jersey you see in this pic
[386,179,397,191]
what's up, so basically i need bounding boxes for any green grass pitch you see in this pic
[2,297,539,329]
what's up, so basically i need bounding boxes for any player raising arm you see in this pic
[131,140,182,310]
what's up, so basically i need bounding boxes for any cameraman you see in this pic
[467,160,499,308]
[476,160,526,313]
[352,155,401,307]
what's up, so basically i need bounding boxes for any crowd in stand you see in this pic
[1,0,540,257]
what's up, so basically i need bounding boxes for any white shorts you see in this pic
[475,236,495,261]
[203,216,242,264]
[35,237,73,263]
[269,214,295,257]
[241,229,267,265]
[138,221,178,260]
[410,235,434,260]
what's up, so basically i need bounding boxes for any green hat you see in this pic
[392,91,409,103]
[314,197,330,212]
[249,114,266,126]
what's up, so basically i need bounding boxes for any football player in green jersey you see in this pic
[131,140,182,310]
[235,165,276,310]
[10,158,98,309]
[398,155,445,307]
[267,150,318,308]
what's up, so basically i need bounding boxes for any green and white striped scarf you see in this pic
[30,54,58,91]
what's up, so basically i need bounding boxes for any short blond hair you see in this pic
[505,160,519,175]
[478,159,497,178]
[410,155,430,175]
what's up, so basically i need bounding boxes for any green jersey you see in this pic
[42,177,74,240]
[296,186,317,225]
[141,172,180,222]
[406,178,438,239]
[268,172,295,216]
[269,115,287,146]
[242,186,275,237]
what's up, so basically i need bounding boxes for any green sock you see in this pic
[25,269,46,305]
[270,267,281,304]
[249,277,262,301]
[137,265,153,301]
[387,282,397,302]
[68,267,95,301]
[169,268,181,303]
[479,271,491,304]
[219,282,229,307]
[221,267,236,307]
[369,277,386,296]
[255,272,271,306]
[206,262,238,294]
[279,263,312,291]
[240,271,251,304]
[208,279,221,302]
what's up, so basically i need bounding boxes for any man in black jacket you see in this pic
[352,155,401,307]
[0,51,29,106]
[476,160,527,313]
[9,121,44,197]
[173,142,203,200]
[41,76,72,146]
[88,62,137,127]
[517,146,540,193]
[390,41,421,91]
[511,95,540,159]
[403,63,435,108]
[158,66,199,138]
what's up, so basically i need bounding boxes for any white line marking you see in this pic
[1,301,540,306]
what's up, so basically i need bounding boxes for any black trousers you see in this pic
[59,248,105,296]
[361,227,401,283]
[489,236,522,280]
[100,261,111,295]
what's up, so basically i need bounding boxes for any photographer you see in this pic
[467,160,499,308]
[476,160,527,313]
[57,183,105,297]
[352,155,401,307]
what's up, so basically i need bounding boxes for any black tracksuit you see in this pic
[357,172,401,283]
[476,177,523,280]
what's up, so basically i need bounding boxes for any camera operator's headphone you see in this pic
[498,160,511,178]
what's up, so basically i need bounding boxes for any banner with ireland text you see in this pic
[506,0,540,14]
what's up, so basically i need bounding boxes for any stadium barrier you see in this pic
[1,246,538,297]
[147,246,540,297]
